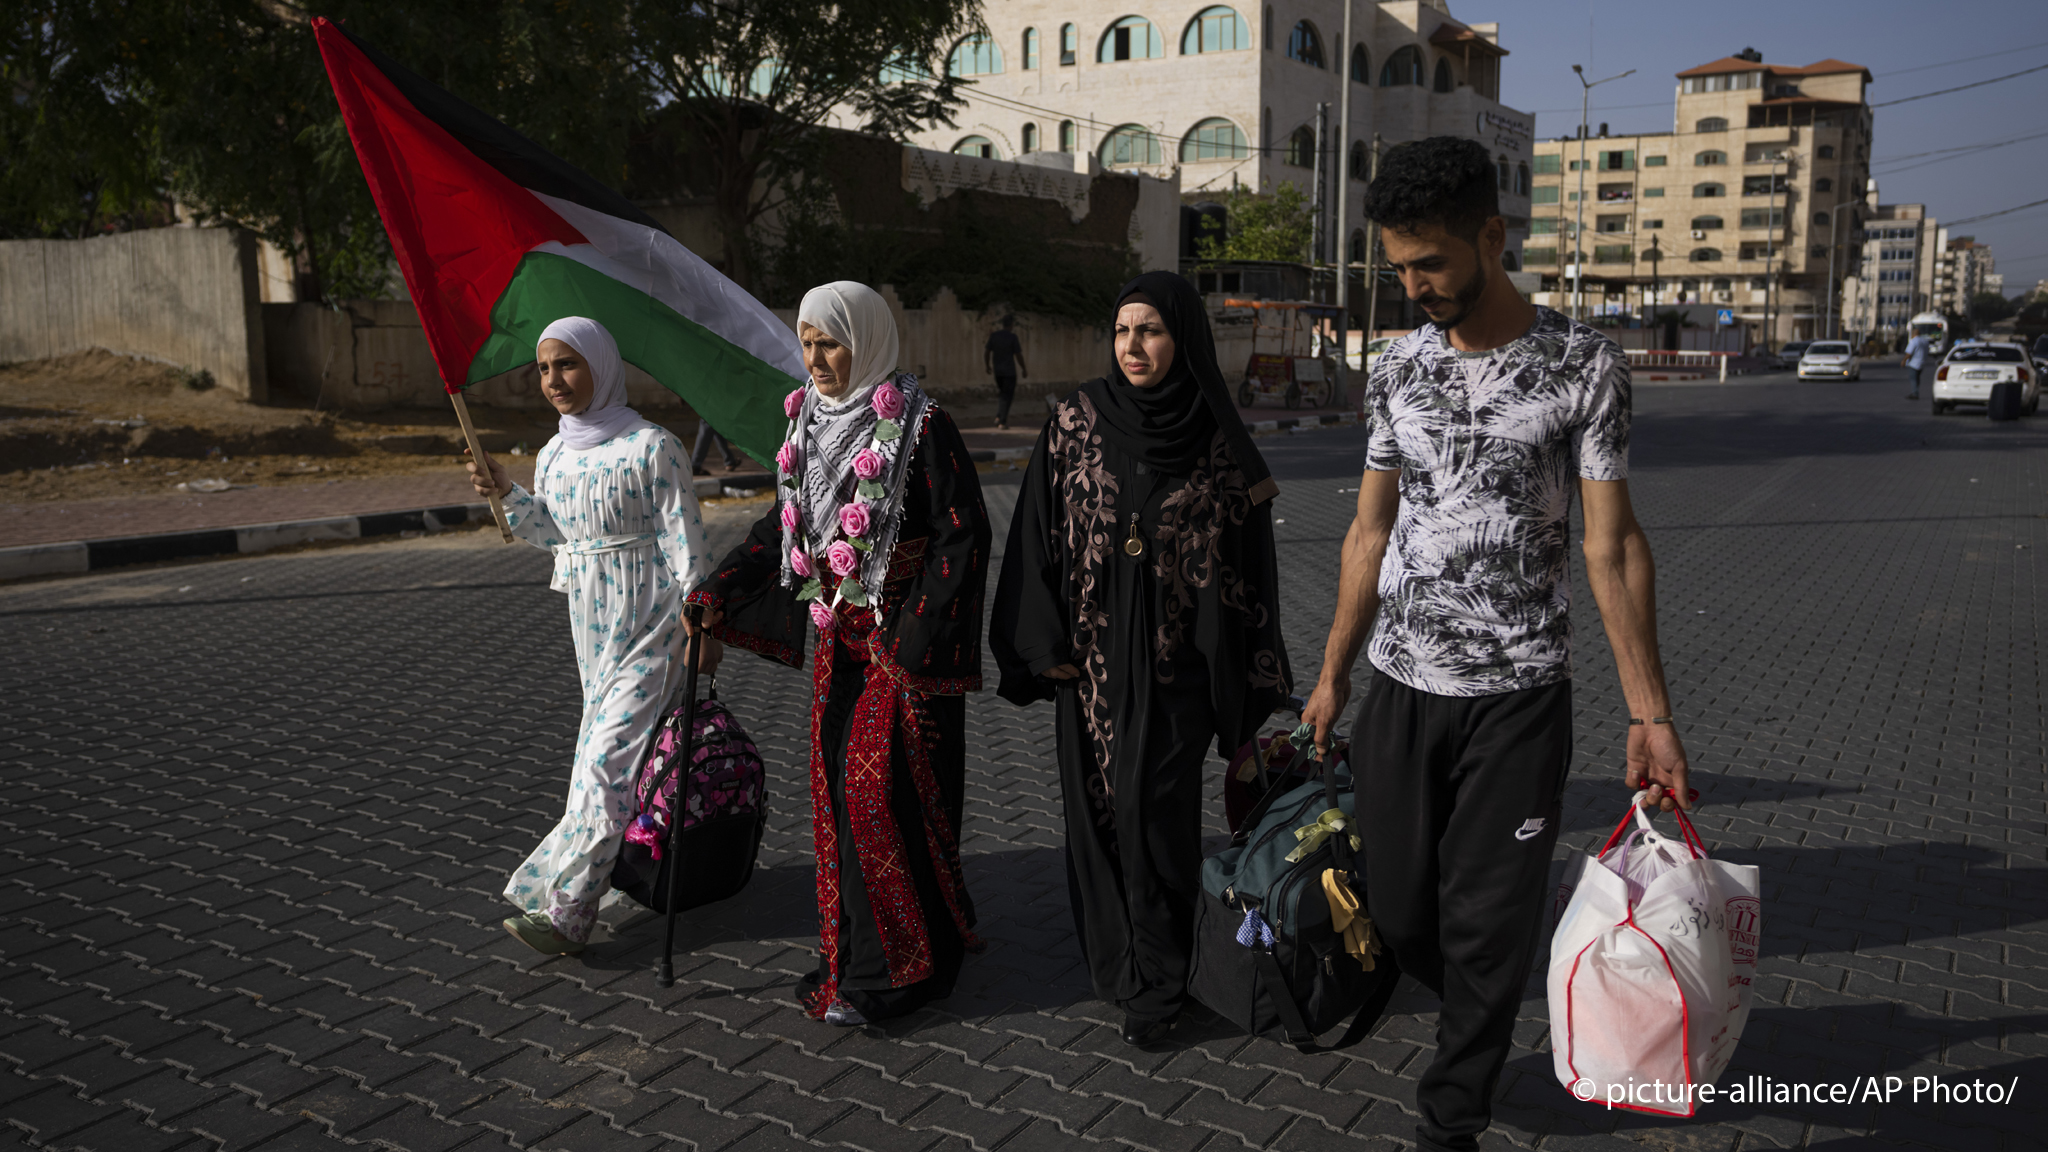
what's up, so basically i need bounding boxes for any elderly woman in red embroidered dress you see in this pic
[687,281,990,1026]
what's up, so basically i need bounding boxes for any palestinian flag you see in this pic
[311,17,801,466]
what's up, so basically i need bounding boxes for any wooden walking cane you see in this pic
[449,388,515,544]
[656,603,706,989]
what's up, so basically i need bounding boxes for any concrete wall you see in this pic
[266,288,1114,412]
[0,227,268,400]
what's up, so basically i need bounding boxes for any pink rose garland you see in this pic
[784,387,806,419]
[838,502,872,538]
[851,447,885,481]
[871,380,905,420]
[808,600,837,631]
[779,501,800,531]
[775,440,800,474]
[825,541,860,577]
[789,548,813,577]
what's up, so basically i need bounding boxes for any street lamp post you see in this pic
[1763,150,1793,352]
[1823,196,1860,340]
[1645,234,1663,345]
[1571,64,1635,324]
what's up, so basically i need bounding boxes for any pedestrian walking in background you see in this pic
[691,420,745,475]
[990,270,1290,1049]
[463,317,719,956]
[688,281,991,1027]
[984,315,1027,428]
[1902,332,1933,400]
[1298,138,1690,1152]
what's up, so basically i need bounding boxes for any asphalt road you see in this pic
[2,361,2042,1151]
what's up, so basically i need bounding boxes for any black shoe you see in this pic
[692,465,711,476]
[1120,1011,1176,1048]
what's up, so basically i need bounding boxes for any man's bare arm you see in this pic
[1579,477,1690,811]
[1301,469,1401,756]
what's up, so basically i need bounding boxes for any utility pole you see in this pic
[1824,196,1857,339]
[1334,0,1353,403]
[1764,150,1792,351]
[1362,133,1383,374]
[1571,64,1634,323]
[1311,102,1328,278]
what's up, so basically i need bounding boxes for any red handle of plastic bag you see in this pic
[1599,793,1710,859]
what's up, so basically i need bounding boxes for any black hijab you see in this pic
[1078,271,1276,503]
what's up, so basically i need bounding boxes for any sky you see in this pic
[1483,0,2048,296]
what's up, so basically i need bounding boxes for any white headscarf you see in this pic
[798,282,899,404]
[540,316,649,451]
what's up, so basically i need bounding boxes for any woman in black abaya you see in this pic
[991,271,1290,1046]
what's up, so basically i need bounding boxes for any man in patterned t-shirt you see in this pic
[1301,138,1690,1152]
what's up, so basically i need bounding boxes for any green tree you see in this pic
[1193,183,1315,265]
[1968,290,2017,326]
[627,0,985,291]
[0,2,167,238]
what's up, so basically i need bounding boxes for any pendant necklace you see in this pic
[1122,511,1145,557]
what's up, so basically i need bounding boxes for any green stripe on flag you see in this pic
[468,251,795,467]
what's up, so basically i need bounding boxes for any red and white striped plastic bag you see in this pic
[1548,801,1761,1116]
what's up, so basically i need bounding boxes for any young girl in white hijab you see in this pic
[466,316,717,954]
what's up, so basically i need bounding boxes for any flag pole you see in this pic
[449,388,515,543]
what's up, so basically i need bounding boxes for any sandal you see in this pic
[503,911,585,955]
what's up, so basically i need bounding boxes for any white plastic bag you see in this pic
[1548,802,1761,1117]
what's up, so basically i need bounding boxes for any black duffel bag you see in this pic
[1187,744,1399,1052]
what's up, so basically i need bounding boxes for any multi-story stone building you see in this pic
[1526,49,1874,348]
[1838,185,1946,345]
[1943,237,2001,314]
[842,1,1535,322]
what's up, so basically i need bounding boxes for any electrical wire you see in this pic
[1877,41,2048,77]
[1872,129,2048,165]
[1870,62,2048,107]
[1943,197,2048,227]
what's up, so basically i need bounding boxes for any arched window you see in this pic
[1695,150,1726,165]
[1286,20,1324,67]
[1021,123,1038,152]
[1285,125,1316,168]
[1815,177,1833,192]
[1350,228,1367,263]
[1059,120,1076,152]
[1695,117,1729,132]
[949,34,1003,76]
[1022,27,1039,69]
[1350,44,1369,84]
[1434,58,1454,92]
[1100,16,1164,62]
[1059,23,1077,66]
[1502,249,1521,271]
[1691,215,1723,230]
[1349,139,1368,180]
[1263,6,1274,50]
[1690,247,1721,262]
[1694,182,1725,198]
[953,135,999,160]
[1182,6,1248,54]
[1516,162,1530,195]
[1180,117,1248,161]
[1380,44,1423,86]
[1817,144,1835,159]
[1099,123,1161,167]
[1496,155,1509,191]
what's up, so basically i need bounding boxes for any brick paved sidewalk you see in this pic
[0,365,2041,1151]
[0,462,540,550]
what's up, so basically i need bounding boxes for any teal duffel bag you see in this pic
[1186,748,1399,1052]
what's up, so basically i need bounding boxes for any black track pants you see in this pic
[1352,673,1572,1152]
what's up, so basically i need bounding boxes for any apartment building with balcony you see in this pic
[1838,180,1947,344]
[831,1,1534,322]
[1526,49,1873,347]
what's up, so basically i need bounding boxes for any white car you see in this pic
[1797,341,1861,380]
[1933,341,2038,415]
[1349,336,1395,372]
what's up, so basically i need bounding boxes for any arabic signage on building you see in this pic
[1476,110,1533,154]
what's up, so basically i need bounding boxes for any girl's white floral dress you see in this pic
[500,423,714,942]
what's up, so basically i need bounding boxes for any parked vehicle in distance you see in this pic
[1932,341,2037,415]
[2033,333,2048,367]
[1351,336,1395,372]
[1797,341,1861,380]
